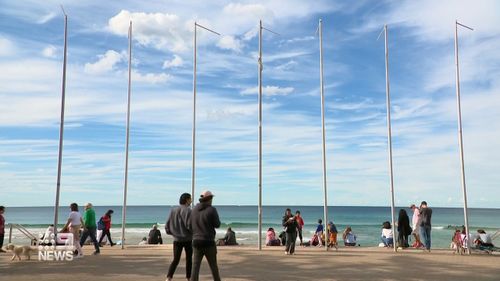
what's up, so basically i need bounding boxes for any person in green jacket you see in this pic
[79,203,100,255]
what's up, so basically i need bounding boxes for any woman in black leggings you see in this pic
[98,209,115,246]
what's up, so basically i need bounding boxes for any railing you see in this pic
[492,230,499,241]
[7,223,38,246]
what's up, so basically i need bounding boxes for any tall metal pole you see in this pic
[383,25,397,252]
[257,20,263,251]
[190,22,219,206]
[191,21,197,207]
[121,20,132,249]
[318,19,329,251]
[454,20,473,255]
[53,9,68,235]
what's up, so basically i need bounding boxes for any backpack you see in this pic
[97,217,105,230]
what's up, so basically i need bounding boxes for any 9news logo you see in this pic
[37,233,75,261]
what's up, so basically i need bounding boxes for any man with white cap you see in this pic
[80,203,100,255]
[190,190,221,281]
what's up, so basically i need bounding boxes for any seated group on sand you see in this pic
[451,227,498,254]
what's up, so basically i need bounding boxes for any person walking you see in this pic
[0,206,5,253]
[62,203,84,257]
[98,209,115,246]
[282,208,298,255]
[190,191,221,281]
[397,209,412,248]
[80,203,100,255]
[165,193,193,281]
[419,201,433,252]
[295,210,304,245]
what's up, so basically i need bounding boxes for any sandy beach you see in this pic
[1,245,499,281]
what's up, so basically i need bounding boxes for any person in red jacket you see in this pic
[98,209,115,246]
[295,210,305,245]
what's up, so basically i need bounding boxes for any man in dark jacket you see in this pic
[419,201,433,251]
[190,190,221,281]
[148,224,163,244]
[165,193,192,281]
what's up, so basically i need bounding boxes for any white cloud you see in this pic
[37,12,56,24]
[241,85,294,96]
[0,37,15,56]
[108,10,189,52]
[84,50,124,74]
[216,35,242,52]
[275,60,298,71]
[42,45,57,58]
[131,70,171,83]
[162,54,183,69]
[355,0,500,42]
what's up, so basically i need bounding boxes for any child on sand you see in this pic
[381,221,394,247]
[327,221,338,249]
[315,219,324,247]
[343,226,358,247]
[266,228,281,246]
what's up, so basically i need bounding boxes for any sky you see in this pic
[1,0,499,208]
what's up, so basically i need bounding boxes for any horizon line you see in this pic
[4,204,500,210]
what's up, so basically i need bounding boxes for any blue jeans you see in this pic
[381,236,393,247]
[420,225,432,250]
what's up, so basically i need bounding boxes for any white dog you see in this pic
[6,243,36,261]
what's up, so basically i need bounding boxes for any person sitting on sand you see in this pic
[217,227,238,246]
[278,230,286,246]
[343,226,358,247]
[266,228,281,246]
[474,229,494,247]
[138,237,148,245]
[381,221,394,247]
[148,224,163,244]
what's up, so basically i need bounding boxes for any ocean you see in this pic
[3,206,499,248]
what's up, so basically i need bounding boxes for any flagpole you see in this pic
[318,19,329,251]
[257,20,263,251]
[257,21,279,251]
[383,24,397,253]
[191,22,220,206]
[121,20,132,250]
[191,21,197,207]
[454,20,473,255]
[53,7,68,235]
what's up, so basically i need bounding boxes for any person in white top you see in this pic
[410,204,423,248]
[381,221,394,247]
[342,226,358,246]
[475,229,494,247]
[62,203,84,257]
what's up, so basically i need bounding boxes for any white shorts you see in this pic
[412,224,420,234]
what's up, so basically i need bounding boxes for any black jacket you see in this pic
[191,201,221,242]
[397,212,412,236]
[148,229,163,244]
[282,215,298,233]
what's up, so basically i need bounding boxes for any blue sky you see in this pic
[1,0,499,207]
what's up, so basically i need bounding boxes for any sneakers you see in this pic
[93,251,100,255]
